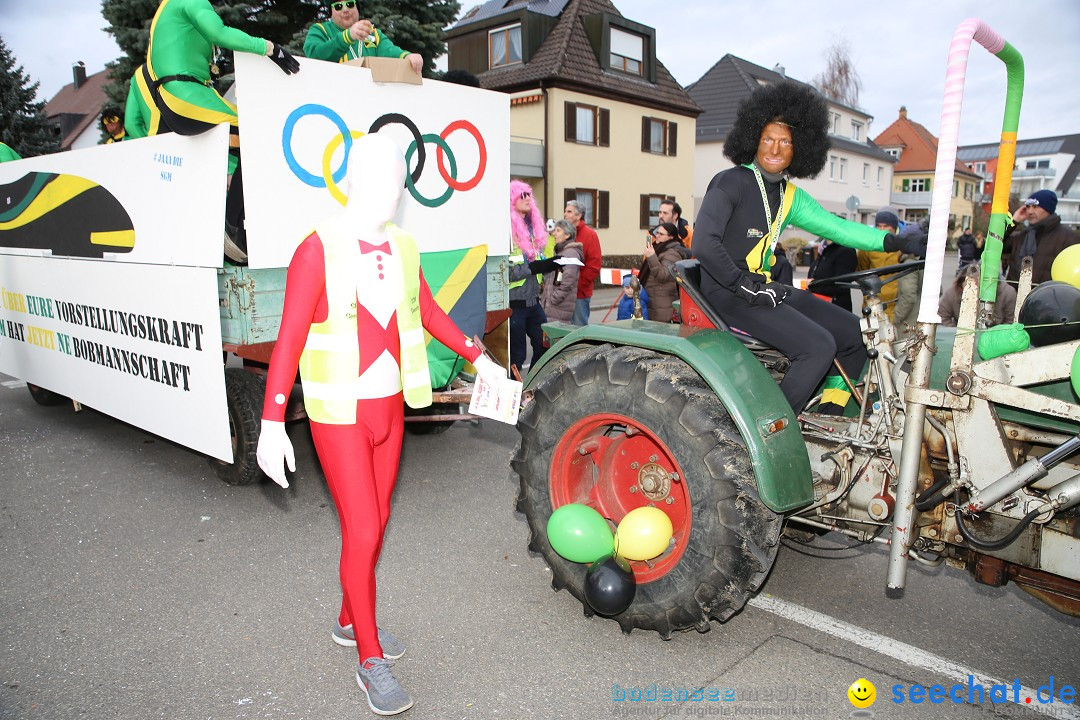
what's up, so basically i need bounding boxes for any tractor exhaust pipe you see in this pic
[964,434,1080,513]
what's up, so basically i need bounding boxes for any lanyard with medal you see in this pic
[751,164,787,276]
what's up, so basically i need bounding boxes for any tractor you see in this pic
[510,19,1080,636]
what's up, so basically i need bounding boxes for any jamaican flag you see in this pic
[419,244,488,388]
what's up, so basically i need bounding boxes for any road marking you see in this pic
[2,380,26,389]
[748,594,1078,719]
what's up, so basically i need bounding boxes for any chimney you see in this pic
[773,63,785,78]
[899,105,907,119]
[73,61,86,90]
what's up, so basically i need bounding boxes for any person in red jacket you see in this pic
[564,199,601,325]
[256,133,502,716]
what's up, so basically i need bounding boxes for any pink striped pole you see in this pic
[917,19,1009,323]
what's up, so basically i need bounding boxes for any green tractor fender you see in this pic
[529,321,814,512]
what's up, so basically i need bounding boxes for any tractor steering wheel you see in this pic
[808,259,925,298]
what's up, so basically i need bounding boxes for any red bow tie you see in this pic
[358,240,391,255]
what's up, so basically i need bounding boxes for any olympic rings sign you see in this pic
[281,105,487,209]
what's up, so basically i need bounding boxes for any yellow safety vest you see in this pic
[298,222,432,423]
[509,236,553,289]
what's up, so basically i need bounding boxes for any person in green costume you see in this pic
[139,0,299,173]
[304,0,423,74]
[123,70,153,141]
[137,0,299,262]
[0,142,20,163]
[101,106,126,144]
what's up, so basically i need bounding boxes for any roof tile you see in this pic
[469,0,700,116]
[44,67,110,150]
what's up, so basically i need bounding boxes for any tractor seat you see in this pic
[672,259,776,352]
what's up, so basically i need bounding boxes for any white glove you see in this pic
[257,419,295,489]
[472,355,506,386]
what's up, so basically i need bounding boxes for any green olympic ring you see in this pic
[406,133,457,208]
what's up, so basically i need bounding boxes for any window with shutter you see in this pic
[641,117,675,155]
[565,188,605,228]
[566,103,605,145]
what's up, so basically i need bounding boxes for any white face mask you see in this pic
[342,134,406,226]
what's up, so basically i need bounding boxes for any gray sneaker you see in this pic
[356,658,413,716]
[332,623,406,659]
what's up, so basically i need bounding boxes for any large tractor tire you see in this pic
[513,344,781,638]
[210,368,265,486]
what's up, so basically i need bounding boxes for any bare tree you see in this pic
[812,40,863,108]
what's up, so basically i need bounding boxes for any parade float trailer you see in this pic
[0,55,510,485]
[513,20,1080,631]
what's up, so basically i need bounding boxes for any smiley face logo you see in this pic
[848,678,876,708]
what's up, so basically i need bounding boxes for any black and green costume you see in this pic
[303,22,410,63]
[695,163,888,414]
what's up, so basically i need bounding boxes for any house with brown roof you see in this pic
[874,106,980,233]
[959,134,1080,229]
[446,0,701,256]
[44,63,110,151]
[688,54,896,231]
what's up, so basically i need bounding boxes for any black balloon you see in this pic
[1019,281,1080,346]
[584,554,636,616]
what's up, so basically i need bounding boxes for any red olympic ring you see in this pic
[437,120,486,192]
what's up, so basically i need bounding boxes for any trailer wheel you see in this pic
[211,368,265,486]
[27,383,68,406]
[513,344,781,638]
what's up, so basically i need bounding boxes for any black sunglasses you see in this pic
[331,1,356,11]
[519,191,531,199]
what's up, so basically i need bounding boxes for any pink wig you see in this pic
[509,179,546,260]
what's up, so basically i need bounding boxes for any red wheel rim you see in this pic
[549,413,690,584]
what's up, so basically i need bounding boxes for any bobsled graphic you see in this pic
[0,172,135,257]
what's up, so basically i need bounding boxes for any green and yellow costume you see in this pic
[133,0,270,173]
[303,22,410,63]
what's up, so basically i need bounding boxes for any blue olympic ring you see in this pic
[282,104,352,188]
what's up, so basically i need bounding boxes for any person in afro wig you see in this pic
[722,81,831,179]
[693,80,904,415]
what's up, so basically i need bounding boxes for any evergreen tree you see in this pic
[0,35,60,158]
[101,0,157,107]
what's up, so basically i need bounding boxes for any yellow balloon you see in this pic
[614,507,673,561]
[1051,245,1080,289]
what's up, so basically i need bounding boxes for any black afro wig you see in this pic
[722,81,831,179]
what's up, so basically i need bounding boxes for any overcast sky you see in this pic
[3,0,1078,146]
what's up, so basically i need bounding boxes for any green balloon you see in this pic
[1072,344,1080,399]
[546,504,614,564]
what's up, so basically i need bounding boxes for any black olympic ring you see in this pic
[368,113,425,187]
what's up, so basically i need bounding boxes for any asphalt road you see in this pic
[1,373,1077,720]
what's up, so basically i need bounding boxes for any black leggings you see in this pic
[702,284,867,412]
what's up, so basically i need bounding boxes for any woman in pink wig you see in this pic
[508,180,559,372]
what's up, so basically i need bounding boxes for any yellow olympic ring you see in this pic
[322,129,366,206]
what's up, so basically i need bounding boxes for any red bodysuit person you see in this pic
[256,133,502,716]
